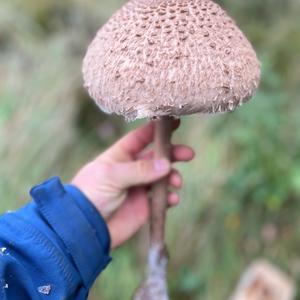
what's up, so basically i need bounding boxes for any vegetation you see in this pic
[1,0,300,299]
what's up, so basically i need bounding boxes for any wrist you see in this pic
[71,162,128,220]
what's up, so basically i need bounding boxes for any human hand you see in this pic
[71,120,194,249]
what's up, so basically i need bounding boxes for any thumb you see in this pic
[111,159,171,188]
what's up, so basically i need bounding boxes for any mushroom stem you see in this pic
[133,116,172,300]
[150,116,173,248]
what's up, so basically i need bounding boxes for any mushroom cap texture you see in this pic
[82,0,261,121]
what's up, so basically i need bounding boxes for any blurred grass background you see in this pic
[1,0,300,299]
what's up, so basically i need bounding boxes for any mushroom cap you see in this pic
[83,0,261,121]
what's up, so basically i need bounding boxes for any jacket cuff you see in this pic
[64,184,111,254]
[30,177,111,289]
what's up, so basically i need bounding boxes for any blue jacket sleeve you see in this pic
[0,177,111,300]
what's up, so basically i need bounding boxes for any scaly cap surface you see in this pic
[83,0,261,121]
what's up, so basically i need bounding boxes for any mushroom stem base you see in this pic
[134,245,169,300]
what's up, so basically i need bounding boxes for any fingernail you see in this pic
[154,159,170,173]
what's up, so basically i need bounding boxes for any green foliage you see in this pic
[213,60,300,212]
[1,0,300,299]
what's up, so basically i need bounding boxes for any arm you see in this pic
[0,178,111,300]
[0,121,194,299]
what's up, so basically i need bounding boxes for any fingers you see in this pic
[107,187,181,249]
[109,159,185,189]
[168,170,181,206]
[168,169,182,188]
[108,159,171,189]
[112,122,155,160]
[171,144,195,162]
[168,192,180,206]
[139,144,195,162]
[99,122,154,162]
[101,119,181,162]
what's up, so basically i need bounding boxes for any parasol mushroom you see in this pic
[82,0,260,299]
